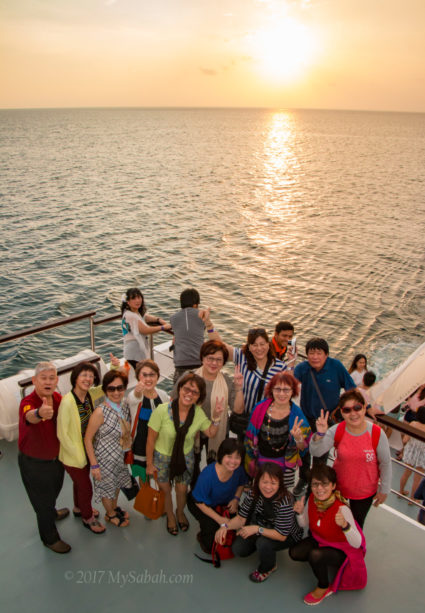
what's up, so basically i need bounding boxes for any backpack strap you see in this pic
[333,421,346,448]
[371,423,381,452]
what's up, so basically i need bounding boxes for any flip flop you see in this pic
[83,518,106,534]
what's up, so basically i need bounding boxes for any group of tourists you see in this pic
[19,285,424,606]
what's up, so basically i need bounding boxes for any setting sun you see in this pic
[250,18,319,82]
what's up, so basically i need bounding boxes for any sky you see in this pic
[1,0,424,112]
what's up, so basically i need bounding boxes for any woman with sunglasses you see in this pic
[310,389,391,527]
[244,372,311,489]
[146,372,225,536]
[289,464,366,605]
[84,370,133,528]
[127,359,169,486]
[203,317,286,418]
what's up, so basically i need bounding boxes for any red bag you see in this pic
[195,506,235,568]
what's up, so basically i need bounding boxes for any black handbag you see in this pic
[121,475,140,501]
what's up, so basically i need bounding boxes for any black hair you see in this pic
[305,337,329,355]
[242,328,275,371]
[121,287,146,316]
[252,462,289,502]
[200,340,229,365]
[70,361,100,389]
[102,370,128,393]
[310,464,337,485]
[180,288,200,309]
[363,371,376,387]
[415,406,425,424]
[349,353,367,374]
[275,321,294,334]
[216,438,244,464]
[175,372,206,405]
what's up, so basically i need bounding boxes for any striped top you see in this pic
[239,490,303,540]
[233,347,286,415]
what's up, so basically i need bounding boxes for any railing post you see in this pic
[149,334,154,359]
[90,316,95,352]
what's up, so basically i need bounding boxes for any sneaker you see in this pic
[249,566,277,583]
[44,540,71,554]
[55,508,70,521]
[303,587,333,605]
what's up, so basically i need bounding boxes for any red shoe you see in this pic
[303,587,333,605]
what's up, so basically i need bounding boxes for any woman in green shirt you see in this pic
[146,372,224,536]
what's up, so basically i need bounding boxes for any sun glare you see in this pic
[251,18,318,82]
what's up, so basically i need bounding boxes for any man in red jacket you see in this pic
[18,362,70,553]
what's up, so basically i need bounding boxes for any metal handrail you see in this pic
[0,311,97,344]
[376,414,425,443]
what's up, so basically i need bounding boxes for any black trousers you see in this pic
[232,533,297,573]
[348,493,375,529]
[289,536,346,588]
[18,452,65,545]
[187,492,222,552]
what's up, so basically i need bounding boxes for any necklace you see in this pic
[264,404,289,453]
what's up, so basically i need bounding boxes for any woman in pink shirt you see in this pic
[310,390,391,527]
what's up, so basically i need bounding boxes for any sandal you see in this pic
[73,508,100,518]
[167,518,179,536]
[83,518,106,534]
[177,514,190,532]
[249,566,277,583]
[105,513,129,527]
[114,506,129,520]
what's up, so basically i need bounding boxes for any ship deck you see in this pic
[0,439,423,613]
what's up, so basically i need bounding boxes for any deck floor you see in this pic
[0,439,424,613]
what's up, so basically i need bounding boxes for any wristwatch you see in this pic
[257,527,264,535]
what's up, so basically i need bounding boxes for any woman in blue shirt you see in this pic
[188,438,247,553]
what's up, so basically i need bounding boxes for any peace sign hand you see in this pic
[212,397,225,422]
[315,409,329,434]
[234,364,243,389]
[290,416,304,443]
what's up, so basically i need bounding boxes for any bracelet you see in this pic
[342,522,351,532]
[212,420,220,426]
[35,407,42,419]
[207,328,215,333]
[233,495,240,501]
[160,325,164,331]
[90,464,99,469]
[295,438,304,444]
[315,431,326,437]
[220,523,228,529]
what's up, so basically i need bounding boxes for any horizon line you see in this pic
[0,105,424,115]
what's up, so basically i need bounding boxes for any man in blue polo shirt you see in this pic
[294,337,355,425]
[293,338,355,495]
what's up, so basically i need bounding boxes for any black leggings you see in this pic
[187,492,221,552]
[348,493,375,529]
[289,536,346,589]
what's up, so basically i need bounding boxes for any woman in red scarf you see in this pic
[289,464,366,605]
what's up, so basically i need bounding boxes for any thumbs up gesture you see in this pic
[39,397,54,420]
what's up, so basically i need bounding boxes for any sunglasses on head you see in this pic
[341,404,363,414]
[107,384,124,392]
[248,327,266,336]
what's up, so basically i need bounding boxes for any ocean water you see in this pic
[1,107,425,379]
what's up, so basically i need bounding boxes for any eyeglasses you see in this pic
[273,387,292,395]
[341,404,363,414]
[311,480,331,489]
[140,371,156,378]
[181,385,200,397]
[107,385,124,392]
[204,356,224,364]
